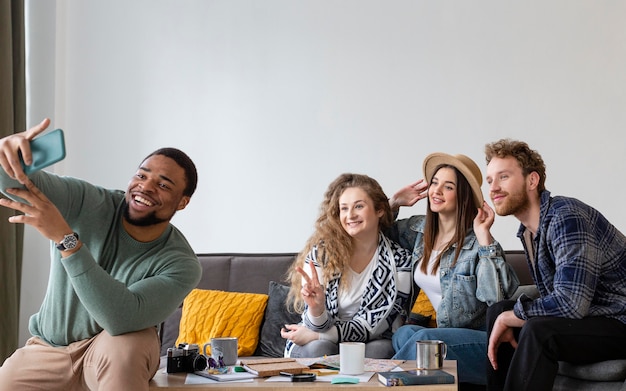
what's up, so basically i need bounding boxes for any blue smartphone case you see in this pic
[21,128,66,174]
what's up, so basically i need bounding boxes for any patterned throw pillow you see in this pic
[257,281,302,357]
[176,289,269,356]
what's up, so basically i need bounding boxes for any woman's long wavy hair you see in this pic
[421,165,477,275]
[286,173,392,313]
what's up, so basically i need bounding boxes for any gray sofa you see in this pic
[159,251,626,390]
[159,253,299,359]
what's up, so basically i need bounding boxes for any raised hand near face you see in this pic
[0,118,50,183]
[388,179,429,210]
[295,260,326,317]
[473,201,496,246]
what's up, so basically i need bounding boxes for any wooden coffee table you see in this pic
[149,359,457,390]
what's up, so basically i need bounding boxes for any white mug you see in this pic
[416,340,447,370]
[203,337,238,366]
[339,342,365,375]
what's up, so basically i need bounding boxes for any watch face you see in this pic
[63,234,78,250]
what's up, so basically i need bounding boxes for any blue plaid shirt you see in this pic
[514,190,626,323]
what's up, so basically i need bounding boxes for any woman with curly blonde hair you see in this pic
[281,173,412,358]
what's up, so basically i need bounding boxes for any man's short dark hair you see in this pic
[144,148,198,197]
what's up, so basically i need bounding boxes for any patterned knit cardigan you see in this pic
[286,233,412,355]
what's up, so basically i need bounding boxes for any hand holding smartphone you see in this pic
[19,128,66,174]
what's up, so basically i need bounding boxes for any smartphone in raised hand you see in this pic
[20,128,66,174]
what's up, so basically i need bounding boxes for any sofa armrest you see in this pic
[510,284,540,301]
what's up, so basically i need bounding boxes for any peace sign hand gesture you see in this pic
[295,260,326,317]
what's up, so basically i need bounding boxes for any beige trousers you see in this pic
[0,327,160,391]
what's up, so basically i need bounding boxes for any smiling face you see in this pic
[338,187,383,239]
[428,167,458,216]
[123,154,190,229]
[486,156,530,217]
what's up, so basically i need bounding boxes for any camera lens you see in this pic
[193,354,208,371]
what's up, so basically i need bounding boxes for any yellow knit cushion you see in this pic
[176,289,269,356]
[411,290,437,328]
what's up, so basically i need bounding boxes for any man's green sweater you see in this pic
[1,170,201,346]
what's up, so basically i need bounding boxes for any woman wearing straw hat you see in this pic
[387,153,520,387]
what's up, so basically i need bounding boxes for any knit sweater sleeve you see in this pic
[60,243,201,336]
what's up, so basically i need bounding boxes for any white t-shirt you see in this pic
[310,252,377,342]
[337,253,378,320]
[413,250,442,311]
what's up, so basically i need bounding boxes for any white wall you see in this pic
[21,0,626,344]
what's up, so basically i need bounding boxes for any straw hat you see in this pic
[422,153,484,208]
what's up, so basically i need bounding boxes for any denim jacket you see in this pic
[387,215,520,330]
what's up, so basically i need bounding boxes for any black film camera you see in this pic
[166,343,208,373]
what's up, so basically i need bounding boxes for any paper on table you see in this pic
[194,370,258,382]
[184,373,254,385]
[296,356,402,373]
